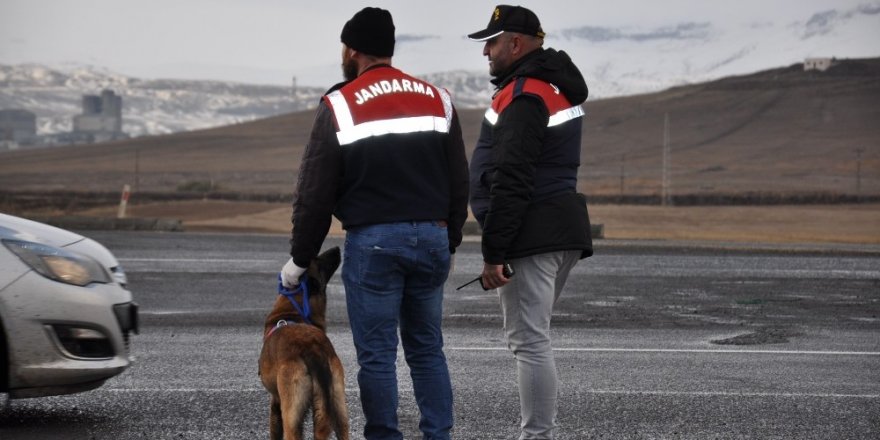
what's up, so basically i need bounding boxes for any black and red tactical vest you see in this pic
[469,76,585,226]
[323,66,456,228]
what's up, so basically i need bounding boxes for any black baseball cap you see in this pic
[467,5,545,41]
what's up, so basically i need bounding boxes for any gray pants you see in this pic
[498,250,581,440]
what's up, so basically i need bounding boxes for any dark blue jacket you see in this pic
[470,48,592,264]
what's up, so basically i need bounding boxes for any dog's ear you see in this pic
[315,246,341,282]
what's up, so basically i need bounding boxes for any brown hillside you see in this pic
[0,58,877,197]
[582,59,880,196]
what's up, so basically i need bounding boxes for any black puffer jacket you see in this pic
[470,47,593,264]
[289,66,470,268]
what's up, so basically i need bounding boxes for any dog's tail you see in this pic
[306,354,347,437]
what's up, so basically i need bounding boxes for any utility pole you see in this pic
[855,148,864,196]
[134,147,140,194]
[662,113,671,206]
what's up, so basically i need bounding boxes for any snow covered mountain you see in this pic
[0,64,324,138]
[0,64,495,139]
[1,3,877,139]
[551,3,880,97]
[389,2,880,99]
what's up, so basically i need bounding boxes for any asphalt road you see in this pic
[2,231,879,439]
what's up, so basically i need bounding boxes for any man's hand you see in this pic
[281,258,307,288]
[480,263,511,290]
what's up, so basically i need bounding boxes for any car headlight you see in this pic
[2,239,112,286]
[110,265,128,287]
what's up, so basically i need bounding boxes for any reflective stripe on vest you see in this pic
[484,77,584,127]
[325,69,454,146]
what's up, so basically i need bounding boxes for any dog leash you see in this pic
[277,273,312,325]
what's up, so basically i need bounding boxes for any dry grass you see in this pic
[589,203,880,244]
[76,200,880,244]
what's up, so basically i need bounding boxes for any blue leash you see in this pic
[277,273,311,325]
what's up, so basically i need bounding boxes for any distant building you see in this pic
[0,109,37,150]
[73,89,127,142]
[804,57,837,72]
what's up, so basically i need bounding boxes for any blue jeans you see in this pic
[342,221,453,440]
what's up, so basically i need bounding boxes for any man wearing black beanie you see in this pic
[340,7,395,58]
[281,7,468,440]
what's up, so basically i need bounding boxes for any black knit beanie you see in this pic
[340,7,395,57]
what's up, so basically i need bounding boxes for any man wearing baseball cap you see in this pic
[467,5,593,439]
[282,7,469,440]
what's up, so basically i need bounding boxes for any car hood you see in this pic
[0,213,85,247]
[0,214,120,268]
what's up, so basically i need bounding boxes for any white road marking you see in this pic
[447,347,880,356]
[580,390,880,399]
[141,309,266,315]
[118,258,880,279]
[120,258,278,263]
[106,388,265,392]
[102,388,880,399]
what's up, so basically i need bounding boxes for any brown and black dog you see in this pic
[259,247,349,440]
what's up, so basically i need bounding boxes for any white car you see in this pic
[0,213,137,399]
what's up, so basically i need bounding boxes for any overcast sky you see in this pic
[2,0,877,87]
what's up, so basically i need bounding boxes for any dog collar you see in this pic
[277,274,312,325]
[265,319,299,340]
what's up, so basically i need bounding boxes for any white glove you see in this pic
[281,257,307,288]
[449,254,456,273]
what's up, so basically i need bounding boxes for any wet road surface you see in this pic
[2,232,878,439]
